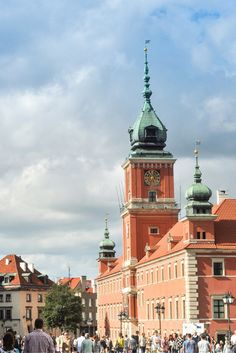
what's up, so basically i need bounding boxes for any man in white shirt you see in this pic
[77,332,85,353]
[198,334,210,353]
[231,330,236,353]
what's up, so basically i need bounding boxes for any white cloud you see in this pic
[0,0,235,280]
[201,96,236,132]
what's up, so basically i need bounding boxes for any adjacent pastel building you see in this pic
[0,254,53,336]
[96,48,236,341]
[58,276,97,335]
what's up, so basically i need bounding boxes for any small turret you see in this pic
[185,146,212,216]
[99,218,116,259]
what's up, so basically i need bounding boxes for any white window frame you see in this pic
[150,270,154,283]
[181,261,185,277]
[174,262,178,279]
[182,297,186,319]
[212,295,226,319]
[161,266,164,282]
[149,227,159,235]
[175,298,179,319]
[212,258,225,276]
[169,298,173,319]
[168,264,171,280]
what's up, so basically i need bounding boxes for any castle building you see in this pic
[0,254,53,336]
[96,47,236,341]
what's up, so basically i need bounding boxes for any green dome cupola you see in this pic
[128,44,172,158]
[185,147,212,217]
[99,218,116,259]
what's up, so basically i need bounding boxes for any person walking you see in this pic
[81,334,93,353]
[62,333,72,353]
[223,338,232,353]
[92,335,100,353]
[124,335,130,353]
[231,331,236,353]
[150,331,161,353]
[139,333,146,353]
[183,334,197,353]
[115,333,124,353]
[129,335,138,353]
[0,332,19,353]
[23,318,55,353]
[198,334,210,353]
[76,333,85,353]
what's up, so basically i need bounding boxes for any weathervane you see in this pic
[194,140,201,165]
[105,213,109,229]
[144,39,151,54]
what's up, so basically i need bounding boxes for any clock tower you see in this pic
[121,46,179,269]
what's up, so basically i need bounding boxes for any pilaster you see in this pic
[184,252,199,322]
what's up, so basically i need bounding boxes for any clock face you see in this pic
[144,170,160,186]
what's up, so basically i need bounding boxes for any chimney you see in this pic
[28,263,34,273]
[217,190,229,205]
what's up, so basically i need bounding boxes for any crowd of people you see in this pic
[71,330,236,353]
[1,320,236,353]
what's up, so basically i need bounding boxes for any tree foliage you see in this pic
[43,284,82,332]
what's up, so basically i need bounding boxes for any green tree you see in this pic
[43,284,82,332]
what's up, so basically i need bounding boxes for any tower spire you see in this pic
[104,214,109,239]
[194,140,202,183]
[128,41,170,155]
[143,40,152,103]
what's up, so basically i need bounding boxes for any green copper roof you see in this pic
[128,46,168,156]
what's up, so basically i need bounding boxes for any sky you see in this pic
[0,0,236,281]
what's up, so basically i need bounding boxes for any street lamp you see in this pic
[118,310,128,334]
[155,303,165,336]
[223,292,235,339]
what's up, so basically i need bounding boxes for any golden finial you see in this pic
[144,39,150,52]
[194,140,201,156]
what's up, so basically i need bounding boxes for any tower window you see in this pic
[202,231,206,239]
[148,191,156,202]
[197,232,201,239]
[145,126,157,141]
[149,227,159,235]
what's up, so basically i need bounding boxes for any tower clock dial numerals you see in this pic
[144,170,160,186]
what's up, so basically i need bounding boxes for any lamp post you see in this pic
[223,292,235,339]
[118,310,128,334]
[155,303,165,336]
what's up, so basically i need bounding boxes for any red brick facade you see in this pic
[97,56,236,341]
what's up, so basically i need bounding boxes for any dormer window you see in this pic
[38,274,48,284]
[4,277,10,284]
[145,126,157,142]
